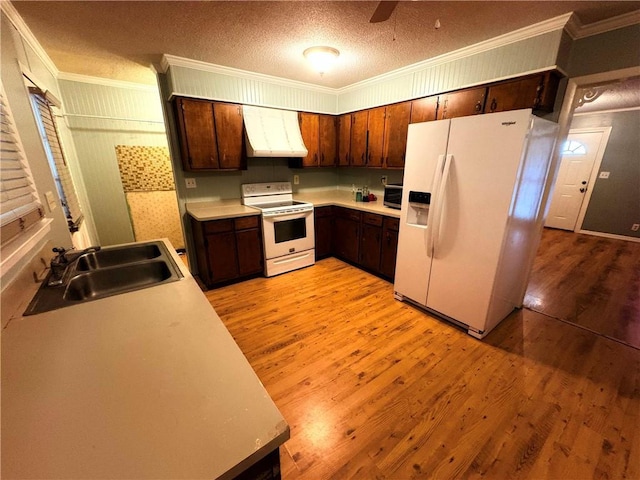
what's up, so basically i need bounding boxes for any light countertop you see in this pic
[186,189,401,221]
[1,239,289,479]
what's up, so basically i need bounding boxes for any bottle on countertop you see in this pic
[352,184,356,201]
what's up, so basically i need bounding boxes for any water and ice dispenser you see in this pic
[407,191,431,226]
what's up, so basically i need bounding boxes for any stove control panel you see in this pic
[242,182,292,197]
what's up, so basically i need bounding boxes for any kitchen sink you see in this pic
[64,261,175,301]
[24,241,183,316]
[74,243,162,271]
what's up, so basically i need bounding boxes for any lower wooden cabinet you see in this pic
[319,206,399,281]
[359,213,383,272]
[314,206,333,260]
[332,207,361,264]
[190,215,263,288]
[380,216,400,279]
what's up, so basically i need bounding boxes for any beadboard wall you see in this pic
[58,77,169,246]
[164,25,570,114]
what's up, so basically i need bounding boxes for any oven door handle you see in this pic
[262,209,313,218]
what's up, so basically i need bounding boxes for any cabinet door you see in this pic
[338,114,351,166]
[319,115,338,166]
[486,72,560,114]
[333,210,360,263]
[437,87,487,120]
[175,98,219,170]
[367,107,386,167]
[299,112,320,167]
[360,223,382,272]
[383,102,411,168]
[410,96,438,123]
[380,217,399,279]
[236,228,263,275]
[314,206,333,259]
[206,231,238,283]
[214,103,245,170]
[350,111,368,167]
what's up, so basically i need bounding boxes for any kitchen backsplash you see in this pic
[179,158,403,203]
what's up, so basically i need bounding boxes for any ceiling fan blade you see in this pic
[369,1,399,23]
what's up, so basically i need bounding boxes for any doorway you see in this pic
[545,127,612,231]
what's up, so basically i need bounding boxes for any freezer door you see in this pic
[394,121,451,306]
[425,110,532,331]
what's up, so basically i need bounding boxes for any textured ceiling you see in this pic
[10,1,640,88]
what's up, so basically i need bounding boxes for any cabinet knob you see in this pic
[490,98,497,112]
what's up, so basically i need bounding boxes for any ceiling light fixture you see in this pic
[303,46,340,75]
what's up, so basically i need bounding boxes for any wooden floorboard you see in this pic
[525,228,640,348]
[205,235,640,480]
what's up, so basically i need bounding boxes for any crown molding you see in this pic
[565,9,640,40]
[161,54,338,95]
[1,1,59,78]
[57,72,158,91]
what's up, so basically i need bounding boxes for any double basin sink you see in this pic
[24,241,183,316]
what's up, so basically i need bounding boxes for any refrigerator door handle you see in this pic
[426,154,446,257]
[432,154,454,254]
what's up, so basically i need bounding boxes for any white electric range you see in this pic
[241,182,315,277]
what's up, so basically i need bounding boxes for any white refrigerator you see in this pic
[394,109,559,338]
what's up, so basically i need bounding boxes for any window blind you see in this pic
[29,88,83,231]
[0,85,44,245]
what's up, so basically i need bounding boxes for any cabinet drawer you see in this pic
[383,217,400,231]
[204,219,234,234]
[234,215,260,230]
[363,213,383,227]
[334,207,361,222]
[314,206,333,218]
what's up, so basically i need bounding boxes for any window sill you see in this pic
[1,218,53,288]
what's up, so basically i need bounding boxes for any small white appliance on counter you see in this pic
[242,182,315,277]
[394,109,559,339]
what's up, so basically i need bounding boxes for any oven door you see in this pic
[262,210,315,259]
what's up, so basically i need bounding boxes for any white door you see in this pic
[545,129,611,230]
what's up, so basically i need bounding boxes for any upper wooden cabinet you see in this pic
[338,114,351,166]
[366,107,386,167]
[410,96,438,123]
[436,86,487,120]
[350,111,369,167]
[485,71,561,114]
[297,113,337,167]
[174,97,245,171]
[319,115,338,166]
[298,112,320,167]
[383,102,411,168]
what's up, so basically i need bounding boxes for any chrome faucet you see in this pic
[48,246,101,286]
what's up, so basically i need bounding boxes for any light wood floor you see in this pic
[205,241,640,479]
[525,228,640,349]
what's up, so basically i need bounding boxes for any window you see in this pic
[0,83,44,245]
[561,140,587,156]
[29,88,83,232]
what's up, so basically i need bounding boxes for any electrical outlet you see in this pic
[599,171,610,179]
[185,178,197,189]
[293,175,300,185]
[632,224,640,232]
[381,175,388,186]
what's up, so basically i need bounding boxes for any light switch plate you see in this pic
[599,171,610,179]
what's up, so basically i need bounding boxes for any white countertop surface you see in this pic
[1,240,288,479]
[186,190,401,221]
